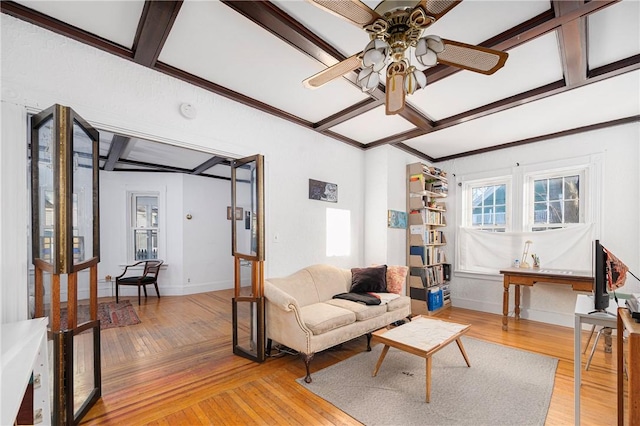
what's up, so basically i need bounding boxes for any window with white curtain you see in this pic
[457,155,601,274]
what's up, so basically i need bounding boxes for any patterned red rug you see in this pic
[60,300,141,330]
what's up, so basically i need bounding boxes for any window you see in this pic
[463,178,510,232]
[462,164,589,234]
[527,170,584,231]
[130,193,159,260]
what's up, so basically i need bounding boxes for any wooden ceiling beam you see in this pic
[425,1,616,85]
[433,115,640,162]
[103,135,130,171]
[191,156,226,175]
[220,1,386,101]
[553,0,588,86]
[315,99,383,131]
[154,62,314,129]
[133,1,183,67]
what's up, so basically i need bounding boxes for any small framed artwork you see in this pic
[309,179,338,203]
[227,206,244,220]
[388,210,408,229]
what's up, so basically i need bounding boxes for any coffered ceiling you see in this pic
[3,0,639,168]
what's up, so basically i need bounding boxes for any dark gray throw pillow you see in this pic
[350,265,387,293]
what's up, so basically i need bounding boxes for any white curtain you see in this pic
[456,223,595,274]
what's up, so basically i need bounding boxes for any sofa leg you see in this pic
[266,339,273,356]
[303,353,315,383]
[366,333,372,351]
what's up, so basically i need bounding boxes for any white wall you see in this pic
[97,171,237,301]
[1,15,369,322]
[440,122,640,327]
[363,145,424,267]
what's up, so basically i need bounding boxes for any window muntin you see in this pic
[528,171,584,232]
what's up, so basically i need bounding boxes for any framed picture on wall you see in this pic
[388,210,408,229]
[227,206,244,220]
[309,179,338,203]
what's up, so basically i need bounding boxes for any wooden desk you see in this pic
[617,307,640,425]
[500,267,593,331]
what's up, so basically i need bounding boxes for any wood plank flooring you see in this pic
[81,290,620,425]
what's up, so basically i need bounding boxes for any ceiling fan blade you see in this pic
[437,39,508,75]
[303,54,362,89]
[308,0,382,27]
[419,0,461,22]
[385,71,406,115]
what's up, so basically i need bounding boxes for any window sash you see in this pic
[129,192,160,261]
[464,179,510,231]
[524,169,585,231]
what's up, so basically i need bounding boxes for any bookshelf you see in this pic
[406,162,451,315]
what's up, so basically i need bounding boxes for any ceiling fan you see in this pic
[302,0,509,115]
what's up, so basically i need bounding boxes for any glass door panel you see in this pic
[231,155,265,362]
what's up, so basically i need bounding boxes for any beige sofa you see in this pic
[264,264,411,383]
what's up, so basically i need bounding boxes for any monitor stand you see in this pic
[587,309,615,317]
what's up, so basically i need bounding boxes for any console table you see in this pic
[500,267,593,331]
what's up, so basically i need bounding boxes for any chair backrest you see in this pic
[144,260,164,278]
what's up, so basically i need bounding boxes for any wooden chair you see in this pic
[115,260,163,305]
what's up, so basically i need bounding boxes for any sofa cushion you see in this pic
[325,299,387,321]
[300,303,356,335]
[350,265,387,293]
[386,265,408,294]
[267,269,319,307]
[306,264,351,301]
[386,295,411,312]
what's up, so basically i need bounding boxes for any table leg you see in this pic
[574,314,581,426]
[502,279,510,331]
[455,338,471,367]
[425,355,432,403]
[372,345,390,377]
[515,285,521,320]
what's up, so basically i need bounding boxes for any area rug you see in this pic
[297,337,557,426]
[60,300,141,330]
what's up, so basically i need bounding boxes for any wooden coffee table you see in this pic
[371,315,471,402]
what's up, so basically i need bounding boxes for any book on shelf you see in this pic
[409,264,447,287]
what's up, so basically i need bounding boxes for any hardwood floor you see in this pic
[81,290,620,425]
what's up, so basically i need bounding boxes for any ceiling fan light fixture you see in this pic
[415,38,438,67]
[404,68,427,95]
[357,67,379,92]
[362,39,389,68]
[363,49,385,68]
[424,35,445,53]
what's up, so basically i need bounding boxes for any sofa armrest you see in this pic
[264,281,300,312]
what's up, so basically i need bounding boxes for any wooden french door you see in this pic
[231,154,266,362]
